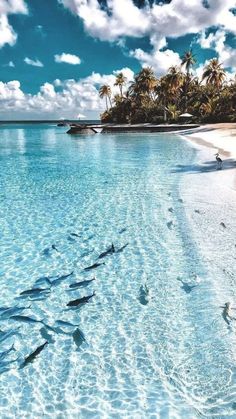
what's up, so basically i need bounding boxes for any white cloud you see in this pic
[0,0,28,48]
[198,29,236,70]
[54,53,81,65]
[24,57,44,67]
[130,46,181,76]
[58,0,236,41]
[0,67,134,119]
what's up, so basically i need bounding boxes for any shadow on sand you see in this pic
[172,159,236,174]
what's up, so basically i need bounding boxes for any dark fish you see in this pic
[119,228,127,234]
[116,243,129,253]
[69,278,95,289]
[0,305,31,320]
[138,284,149,306]
[167,221,173,229]
[20,341,48,369]
[98,244,115,259]
[50,271,74,286]
[84,262,105,271]
[194,209,201,214]
[10,315,43,324]
[70,233,80,237]
[168,207,174,213]
[177,278,196,294]
[67,292,96,307]
[178,198,183,203]
[220,222,226,228]
[20,287,51,296]
[72,328,86,349]
[52,245,59,252]
[221,302,234,326]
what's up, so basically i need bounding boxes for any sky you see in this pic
[0,0,235,120]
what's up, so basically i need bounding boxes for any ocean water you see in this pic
[0,125,235,418]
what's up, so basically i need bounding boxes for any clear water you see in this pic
[0,125,235,418]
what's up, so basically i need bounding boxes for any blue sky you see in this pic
[0,0,235,120]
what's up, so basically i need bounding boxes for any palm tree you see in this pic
[181,50,196,111]
[181,50,196,75]
[114,72,127,97]
[202,58,226,89]
[99,85,112,111]
[165,66,184,94]
[130,67,157,101]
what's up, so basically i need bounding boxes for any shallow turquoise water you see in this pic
[0,126,235,418]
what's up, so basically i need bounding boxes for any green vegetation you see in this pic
[100,52,236,124]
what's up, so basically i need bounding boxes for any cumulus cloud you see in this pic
[0,0,28,48]
[130,45,181,75]
[198,29,236,70]
[0,67,133,119]
[58,0,236,41]
[54,53,81,65]
[24,57,44,67]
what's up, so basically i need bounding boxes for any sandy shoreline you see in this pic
[184,123,236,190]
[179,124,236,370]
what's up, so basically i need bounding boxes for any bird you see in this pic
[215,153,223,170]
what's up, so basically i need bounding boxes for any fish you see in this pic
[221,302,235,325]
[119,228,127,234]
[70,233,80,238]
[168,207,174,213]
[98,244,115,259]
[115,243,129,253]
[84,262,105,271]
[177,278,196,294]
[10,315,44,324]
[0,305,31,320]
[167,221,173,229]
[72,328,86,349]
[52,244,59,252]
[20,287,51,296]
[69,278,96,289]
[178,198,183,203]
[20,341,48,369]
[220,222,226,228]
[49,271,74,286]
[194,209,201,214]
[67,292,96,307]
[138,284,149,306]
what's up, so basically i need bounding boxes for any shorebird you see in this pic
[215,153,223,169]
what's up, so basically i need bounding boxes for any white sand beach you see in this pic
[180,124,236,344]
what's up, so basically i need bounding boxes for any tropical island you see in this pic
[99,51,236,124]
